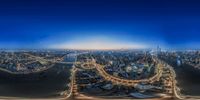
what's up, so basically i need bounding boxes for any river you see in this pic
[0,53,76,98]
[160,57,200,96]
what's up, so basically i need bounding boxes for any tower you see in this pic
[157,45,161,55]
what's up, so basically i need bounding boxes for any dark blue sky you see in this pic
[0,0,200,49]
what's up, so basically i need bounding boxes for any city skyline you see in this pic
[0,0,200,49]
[0,1,200,100]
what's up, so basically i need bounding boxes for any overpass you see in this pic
[65,56,163,87]
[93,62,163,86]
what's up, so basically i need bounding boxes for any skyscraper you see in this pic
[157,45,161,55]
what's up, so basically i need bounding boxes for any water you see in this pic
[161,58,200,96]
[0,63,72,98]
[174,64,200,96]
[0,52,77,98]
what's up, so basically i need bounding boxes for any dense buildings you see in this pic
[0,49,199,99]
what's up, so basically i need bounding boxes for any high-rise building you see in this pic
[157,45,161,55]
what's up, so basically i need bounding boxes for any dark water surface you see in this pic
[161,58,200,96]
[0,63,72,98]
[174,64,200,96]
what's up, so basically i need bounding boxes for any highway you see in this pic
[0,52,189,100]
[62,55,165,99]
[60,52,97,99]
[157,58,185,100]
[161,59,200,100]
[86,57,163,87]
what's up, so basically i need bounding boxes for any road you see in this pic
[158,58,200,100]
[88,57,163,87]
[0,52,190,100]
[0,64,55,75]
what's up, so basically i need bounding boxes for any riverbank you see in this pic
[159,57,200,96]
[0,63,72,98]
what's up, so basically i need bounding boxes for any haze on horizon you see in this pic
[0,0,200,50]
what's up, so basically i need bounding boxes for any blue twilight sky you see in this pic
[0,0,200,49]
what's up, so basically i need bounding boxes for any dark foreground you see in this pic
[0,63,72,98]
[160,57,200,96]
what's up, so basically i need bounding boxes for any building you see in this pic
[157,45,161,55]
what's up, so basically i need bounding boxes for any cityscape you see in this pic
[0,49,199,100]
[0,0,200,100]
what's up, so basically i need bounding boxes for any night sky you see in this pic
[0,0,200,49]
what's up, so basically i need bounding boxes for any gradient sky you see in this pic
[0,0,200,49]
